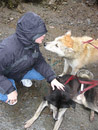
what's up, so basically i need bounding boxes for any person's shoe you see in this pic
[21,79,33,87]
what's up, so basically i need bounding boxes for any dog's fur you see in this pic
[44,31,98,75]
[24,74,98,130]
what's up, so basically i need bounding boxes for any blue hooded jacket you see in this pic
[0,12,56,94]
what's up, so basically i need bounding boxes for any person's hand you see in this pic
[51,79,65,91]
[6,90,18,105]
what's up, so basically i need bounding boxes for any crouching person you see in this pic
[0,12,64,105]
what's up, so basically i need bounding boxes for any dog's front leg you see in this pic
[59,59,69,76]
[53,108,67,130]
[24,100,48,128]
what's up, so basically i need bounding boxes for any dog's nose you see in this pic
[43,42,46,46]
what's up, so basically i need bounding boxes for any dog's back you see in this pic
[71,36,98,64]
[83,86,98,112]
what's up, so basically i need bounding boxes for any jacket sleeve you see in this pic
[33,51,56,83]
[0,74,15,94]
[0,47,15,94]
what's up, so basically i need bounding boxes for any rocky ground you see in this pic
[0,0,98,130]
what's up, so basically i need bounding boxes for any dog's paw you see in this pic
[24,120,33,128]
[90,110,95,122]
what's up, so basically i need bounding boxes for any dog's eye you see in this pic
[55,44,58,47]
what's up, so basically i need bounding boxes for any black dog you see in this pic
[25,74,98,130]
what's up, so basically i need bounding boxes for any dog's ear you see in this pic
[62,31,74,48]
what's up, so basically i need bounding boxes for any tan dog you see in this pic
[44,31,98,75]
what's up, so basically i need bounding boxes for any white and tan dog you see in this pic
[44,31,98,75]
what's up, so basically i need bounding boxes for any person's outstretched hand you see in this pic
[51,79,65,91]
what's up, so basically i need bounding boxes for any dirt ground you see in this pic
[0,0,98,130]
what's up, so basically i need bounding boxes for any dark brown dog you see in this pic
[24,74,98,130]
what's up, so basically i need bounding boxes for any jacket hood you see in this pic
[16,12,47,46]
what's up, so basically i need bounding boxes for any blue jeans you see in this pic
[0,68,44,102]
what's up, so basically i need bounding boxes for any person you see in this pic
[0,12,64,105]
